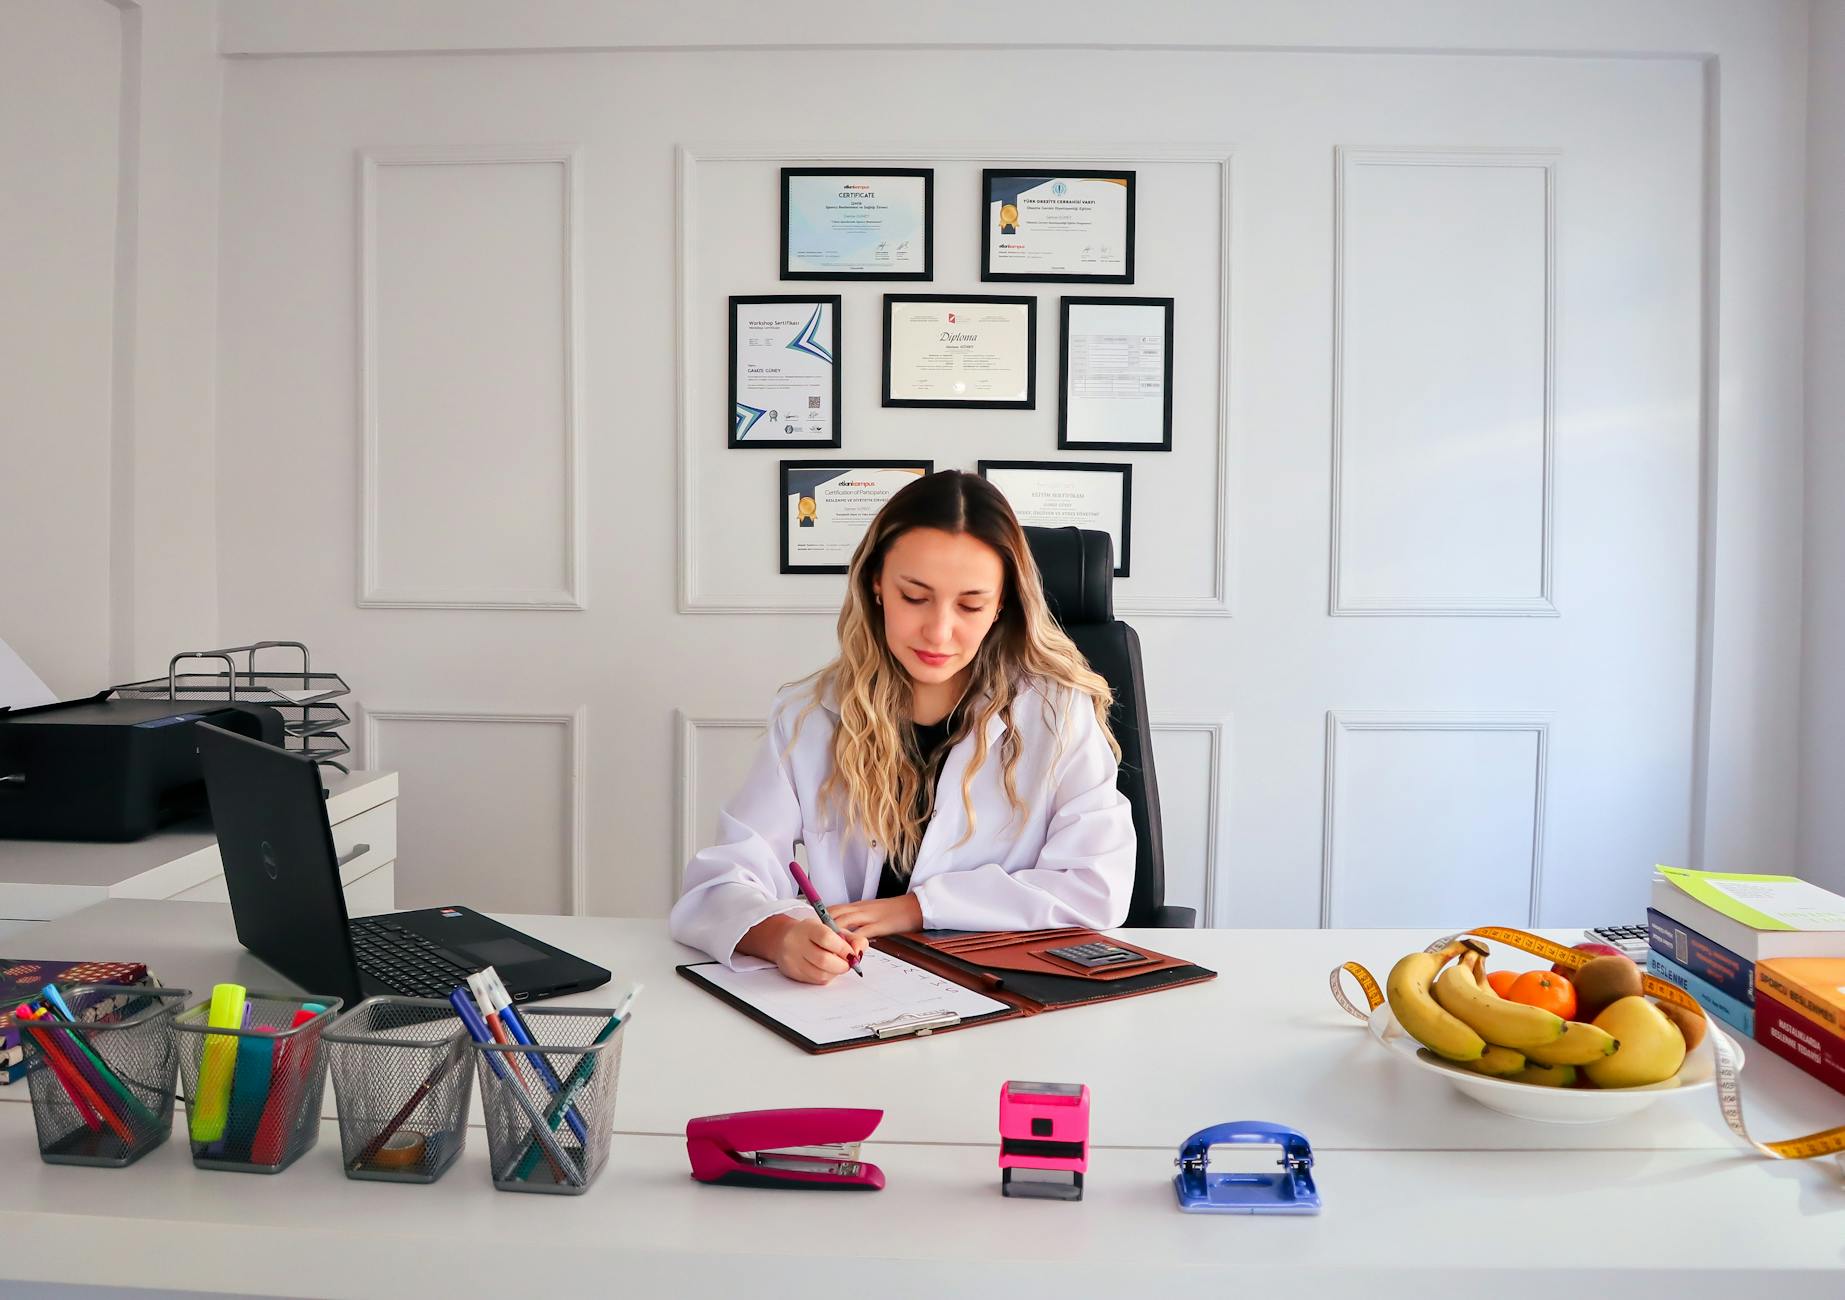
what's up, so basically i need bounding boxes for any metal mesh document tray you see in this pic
[112,640,353,771]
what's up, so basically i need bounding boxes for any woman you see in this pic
[670,469,1135,983]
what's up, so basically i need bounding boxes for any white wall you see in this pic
[1,0,121,697]
[4,1,1822,921]
[0,0,221,698]
[205,0,1811,925]
[1800,0,1845,893]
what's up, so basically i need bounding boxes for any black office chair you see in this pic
[1022,526,1195,928]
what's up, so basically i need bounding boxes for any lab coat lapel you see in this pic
[909,704,1008,886]
[815,682,1005,899]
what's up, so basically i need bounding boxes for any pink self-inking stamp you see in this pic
[997,1080,1089,1200]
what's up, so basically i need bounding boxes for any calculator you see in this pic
[1582,923,1650,962]
[1045,940,1152,970]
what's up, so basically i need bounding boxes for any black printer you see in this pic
[0,692,286,841]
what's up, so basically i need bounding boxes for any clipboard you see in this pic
[677,927,1215,1055]
[676,948,1021,1055]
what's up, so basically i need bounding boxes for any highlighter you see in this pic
[189,983,247,1143]
[224,1031,276,1160]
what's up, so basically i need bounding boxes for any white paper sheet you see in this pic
[692,948,1011,1046]
[0,636,54,709]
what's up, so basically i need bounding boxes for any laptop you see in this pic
[194,722,610,1007]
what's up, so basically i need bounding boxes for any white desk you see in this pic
[1,900,1841,1298]
[0,770,397,929]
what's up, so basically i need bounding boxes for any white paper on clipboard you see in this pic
[691,947,1011,1046]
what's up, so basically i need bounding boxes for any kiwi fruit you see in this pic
[1654,999,1708,1050]
[1572,954,1643,1021]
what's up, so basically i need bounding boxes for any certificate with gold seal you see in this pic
[780,460,934,574]
[982,169,1136,284]
[882,295,1037,410]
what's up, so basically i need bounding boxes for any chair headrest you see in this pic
[1023,526,1114,626]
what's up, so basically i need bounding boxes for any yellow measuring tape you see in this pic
[1329,925,1845,1162]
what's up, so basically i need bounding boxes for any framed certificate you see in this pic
[882,295,1037,409]
[730,295,841,449]
[1059,296,1173,451]
[781,168,933,281]
[979,460,1133,577]
[781,460,934,574]
[982,169,1136,284]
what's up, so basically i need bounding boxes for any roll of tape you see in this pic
[367,1130,426,1169]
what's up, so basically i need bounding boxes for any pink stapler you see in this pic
[686,1107,887,1190]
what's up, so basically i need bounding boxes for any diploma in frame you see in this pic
[781,168,934,281]
[982,169,1136,284]
[781,460,934,574]
[730,295,842,449]
[979,459,1133,577]
[882,294,1037,409]
[1059,296,1174,451]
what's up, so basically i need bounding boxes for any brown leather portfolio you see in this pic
[677,927,1216,1054]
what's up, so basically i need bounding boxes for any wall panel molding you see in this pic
[1320,710,1551,926]
[674,712,767,896]
[1330,146,1558,617]
[677,143,1234,618]
[363,706,588,914]
[1149,716,1231,926]
[358,143,586,609]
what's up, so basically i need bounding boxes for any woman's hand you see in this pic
[739,914,867,985]
[829,893,924,940]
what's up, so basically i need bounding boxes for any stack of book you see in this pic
[1647,867,1845,1096]
[0,958,153,1085]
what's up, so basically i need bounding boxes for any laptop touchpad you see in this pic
[462,936,548,968]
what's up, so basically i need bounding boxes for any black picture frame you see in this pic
[779,459,936,575]
[981,168,1137,285]
[728,295,843,450]
[882,294,1038,410]
[780,168,934,282]
[1058,296,1174,452]
[978,459,1133,577]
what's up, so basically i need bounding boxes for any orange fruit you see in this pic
[1507,969,1577,1020]
[1487,969,1519,998]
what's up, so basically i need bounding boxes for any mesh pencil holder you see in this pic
[325,997,473,1183]
[21,984,192,1168]
[472,1005,626,1194]
[173,991,342,1174]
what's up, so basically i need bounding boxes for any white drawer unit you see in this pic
[0,770,398,925]
[165,798,398,904]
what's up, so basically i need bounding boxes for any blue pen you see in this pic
[40,984,157,1125]
[477,970,589,1147]
[447,987,583,1185]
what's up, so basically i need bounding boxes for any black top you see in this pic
[876,711,961,899]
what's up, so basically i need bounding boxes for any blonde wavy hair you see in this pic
[791,470,1119,875]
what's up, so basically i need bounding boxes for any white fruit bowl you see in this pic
[1367,1004,1741,1124]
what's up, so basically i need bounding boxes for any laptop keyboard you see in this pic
[348,916,483,999]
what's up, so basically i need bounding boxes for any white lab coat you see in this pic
[670,676,1136,969]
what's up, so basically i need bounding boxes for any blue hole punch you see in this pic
[1172,1121,1321,1215]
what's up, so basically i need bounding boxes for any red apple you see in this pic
[1551,941,1625,975]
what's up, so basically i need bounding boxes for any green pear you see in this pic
[1584,995,1686,1088]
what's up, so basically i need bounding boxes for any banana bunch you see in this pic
[1386,939,1617,1087]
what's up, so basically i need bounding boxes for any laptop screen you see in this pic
[194,723,364,1004]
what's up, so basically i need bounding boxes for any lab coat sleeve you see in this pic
[912,692,1135,931]
[668,703,809,970]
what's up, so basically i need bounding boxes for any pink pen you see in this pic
[787,861,864,978]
